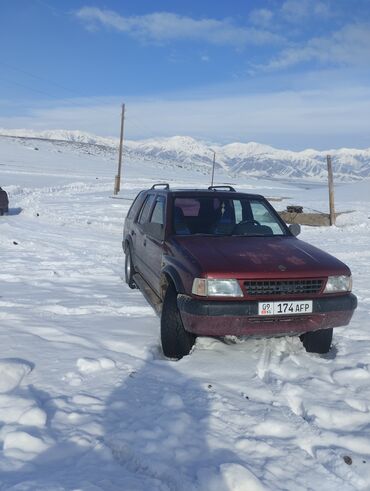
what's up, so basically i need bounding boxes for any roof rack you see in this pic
[151,183,170,190]
[208,185,236,192]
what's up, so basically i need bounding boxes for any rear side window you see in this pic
[138,194,155,225]
[127,192,145,219]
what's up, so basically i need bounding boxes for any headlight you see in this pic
[192,278,243,297]
[324,275,352,293]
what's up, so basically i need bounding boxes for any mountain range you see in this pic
[0,128,369,181]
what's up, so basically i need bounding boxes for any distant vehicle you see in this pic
[0,187,9,215]
[123,184,357,359]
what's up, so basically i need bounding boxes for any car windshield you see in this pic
[173,196,287,237]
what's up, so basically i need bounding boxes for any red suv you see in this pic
[123,184,357,359]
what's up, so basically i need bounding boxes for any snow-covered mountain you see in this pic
[1,128,369,181]
[0,128,118,147]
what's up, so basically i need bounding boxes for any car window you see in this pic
[150,197,165,225]
[127,191,145,219]
[137,194,155,225]
[174,198,200,216]
[173,196,286,236]
[250,201,285,235]
[234,200,243,223]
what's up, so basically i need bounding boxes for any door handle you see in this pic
[131,230,135,236]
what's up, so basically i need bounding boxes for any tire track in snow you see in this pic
[254,339,365,490]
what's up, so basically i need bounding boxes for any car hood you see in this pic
[171,235,350,279]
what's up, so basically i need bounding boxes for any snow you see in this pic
[0,128,118,147]
[76,357,116,374]
[0,134,370,490]
[1,129,370,181]
[0,360,33,393]
[3,431,53,461]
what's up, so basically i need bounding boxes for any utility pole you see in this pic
[327,154,336,226]
[114,103,125,195]
[211,151,216,187]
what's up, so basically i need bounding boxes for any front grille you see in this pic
[244,279,323,296]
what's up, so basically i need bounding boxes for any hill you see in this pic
[1,129,369,181]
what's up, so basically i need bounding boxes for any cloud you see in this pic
[249,9,274,27]
[74,7,282,46]
[281,0,331,21]
[261,23,370,70]
[1,85,370,150]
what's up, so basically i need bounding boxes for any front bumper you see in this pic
[177,293,357,336]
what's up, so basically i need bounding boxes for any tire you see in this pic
[161,283,195,359]
[300,328,333,354]
[125,246,136,289]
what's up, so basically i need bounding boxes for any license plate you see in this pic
[258,300,313,316]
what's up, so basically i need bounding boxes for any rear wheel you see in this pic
[125,246,136,289]
[161,283,195,359]
[300,328,333,354]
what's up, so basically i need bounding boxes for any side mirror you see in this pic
[289,223,301,237]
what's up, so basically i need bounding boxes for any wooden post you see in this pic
[211,151,216,187]
[327,154,336,226]
[114,103,125,195]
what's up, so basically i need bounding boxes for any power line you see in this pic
[0,75,61,100]
[0,61,81,97]
[0,61,156,137]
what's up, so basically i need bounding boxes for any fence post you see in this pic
[327,154,336,226]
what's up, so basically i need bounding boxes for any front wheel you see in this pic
[300,328,333,354]
[161,283,195,359]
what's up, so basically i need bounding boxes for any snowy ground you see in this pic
[0,136,370,491]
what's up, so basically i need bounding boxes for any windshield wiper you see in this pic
[191,233,229,236]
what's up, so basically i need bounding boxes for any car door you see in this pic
[143,195,166,295]
[134,193,156,278]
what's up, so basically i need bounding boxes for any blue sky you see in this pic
[1,0,370,149]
